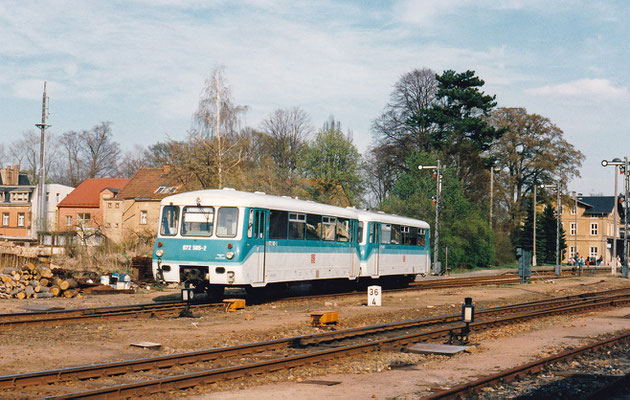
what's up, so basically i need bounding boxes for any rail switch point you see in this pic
[310,310,339,327]
[223,298,246,312]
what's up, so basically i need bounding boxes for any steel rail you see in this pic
[2,290,629,398]
[0,301,223,327]
[38,294,630,399]
[422,330,630,399]
[2,289,627,391]
[0,271,611,327]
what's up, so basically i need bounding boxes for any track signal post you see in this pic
[418,160,442,275]
[602,157,629,278]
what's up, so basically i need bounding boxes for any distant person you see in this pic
[597,255,602,266]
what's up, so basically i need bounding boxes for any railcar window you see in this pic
[369,223,378,244]
[358,222,364,243]
[322,216,336,241]
[306,214,321,240]
[381,224,392,244]
[269,210,288,239]
[160,206,180,236]
[216,207,238,237]
[247,209,254,238]
[418,228,426,246]
[288,213,306,240]
[181,206,214,236]
[336,218,350,242]
[407,227,418,245]
[391,225,401,245]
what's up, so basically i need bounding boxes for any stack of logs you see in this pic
[0,263,79,299]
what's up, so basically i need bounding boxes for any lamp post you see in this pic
[533,182,537,267]
[489,166,500,228]
[419,160,442,275]
[602,158,629,279]
[572,190,583,275]
[539,183,559,274]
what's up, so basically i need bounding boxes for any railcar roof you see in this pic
[354,209,429,228]
[161,189,358,218]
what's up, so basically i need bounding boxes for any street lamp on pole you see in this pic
[572,190,583,275]
[419,160,442,275]
[602,158,629,279]
[489,166,500,228]
[539,183,559,274]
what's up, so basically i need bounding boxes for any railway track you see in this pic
[3,288,630,398]
[423,330,630,399]
[0,270,613,327]
[0,301,223,326]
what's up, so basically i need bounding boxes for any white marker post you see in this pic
[367,285,381,307]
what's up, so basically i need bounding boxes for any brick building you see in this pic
[102,166,181,243]
[0,165,35,239]
[57,178,129,236]
[561,195,620,265]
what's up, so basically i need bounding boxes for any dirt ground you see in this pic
[1,272,629,399]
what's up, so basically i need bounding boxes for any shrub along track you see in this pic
[2,288,630,399]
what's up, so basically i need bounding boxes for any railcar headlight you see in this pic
[227,271,235,284]
[226,251,234,260]
[155,249,164,258]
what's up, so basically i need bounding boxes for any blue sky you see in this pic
[1,0,628,194]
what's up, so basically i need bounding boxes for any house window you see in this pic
[66,215,72,226]
[569,246,576,258]
[590,223,598,235]
[17,213,25,227]
[570,207,576,215]
[155,185,167,194]
[590,247,598,259]
[570,223,576,235]
[2,213,8,226]
[46,192,49,201]
[56,193,60,202]
[77,213,91,228]
[140,210,148,225]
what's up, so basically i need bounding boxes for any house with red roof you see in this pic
[102,166,182,243]
[57,178,130,235]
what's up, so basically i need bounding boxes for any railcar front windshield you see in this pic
[160,206,180,236]
[182,206,215,236]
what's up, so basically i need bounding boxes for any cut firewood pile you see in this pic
[0,263,83,299]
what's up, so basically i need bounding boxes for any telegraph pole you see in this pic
[35,81,50,233]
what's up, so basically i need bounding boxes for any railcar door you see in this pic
[252,208,268,284]
[367,222,380,277]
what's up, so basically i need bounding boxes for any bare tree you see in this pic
[193,67,249,188]
[487,107,584,229]
[260,107,313,178]
[54,122,122,186]
[368,68,438,204]
[80,122,121,179]
[8,130,58,184]
[56,130,84,186]
[118,144,150,178]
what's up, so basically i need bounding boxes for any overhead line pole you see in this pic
[35,81,50,233]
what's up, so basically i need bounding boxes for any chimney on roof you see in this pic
[0,165,20,185]
[162,164,171,174]
[11,164,19,185]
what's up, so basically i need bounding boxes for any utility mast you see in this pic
[35,81,51,232]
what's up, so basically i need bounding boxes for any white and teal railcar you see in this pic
[356,210,431,283]
[152,188,430,297]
